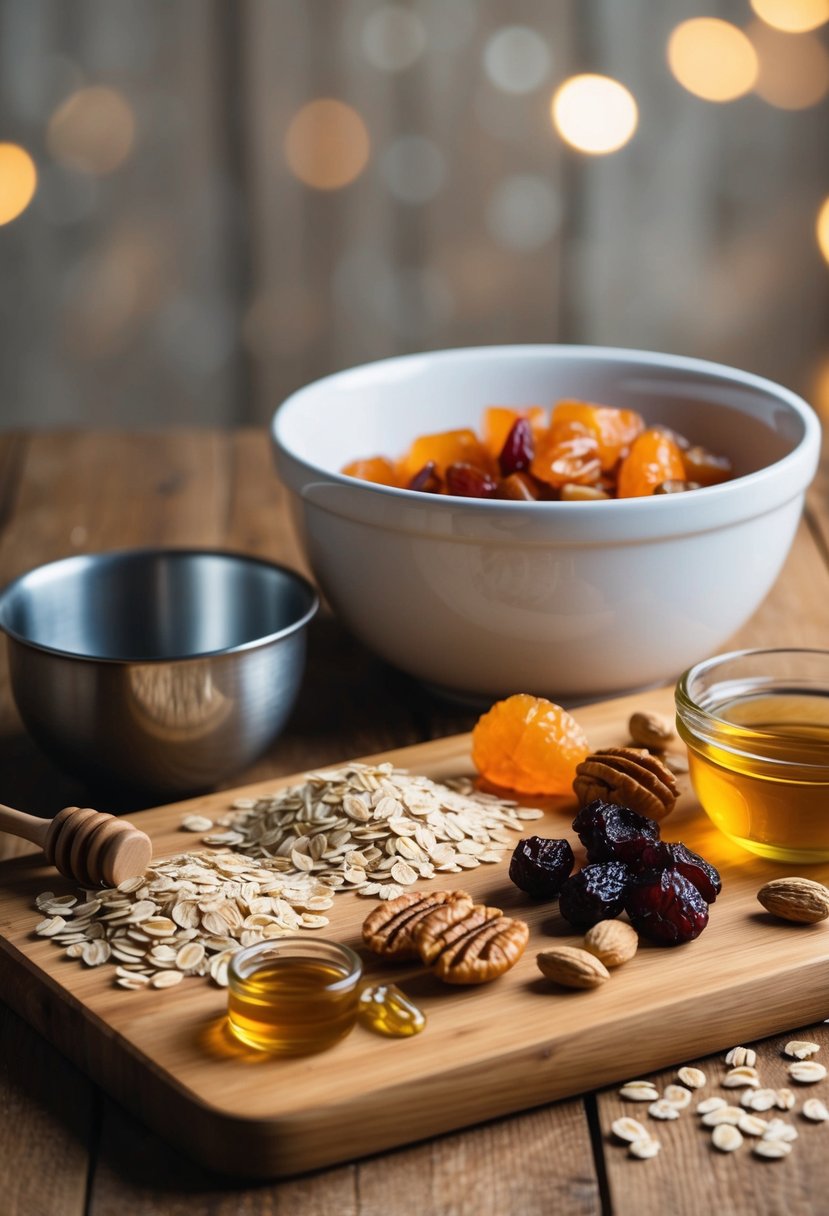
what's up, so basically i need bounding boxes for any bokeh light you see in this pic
[0,143,37,225]
[483,26,551,95]
[361,5,426,72]
[750,0,829,33]
[284,99,370,190]
[817,197,829,265]
[750,23,829,109]
[380,135,445,204]
[47,86,135,174]
[485,175,562,252]
[668,19,758,102]
[551,75,638,155]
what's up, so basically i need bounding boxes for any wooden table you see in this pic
[1,428,827,1216]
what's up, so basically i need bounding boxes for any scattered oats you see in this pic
[648,1099,680,1121]
[788,1061,827,1084]
[803,1099,829,1122]
[65,943,86,959]
[202,831,245,847]
[628,1137,660,1160]
[702,1107,742,1127]
[738,1113,769,1137]
[151,970,185,989]
[753,1139,791,1159]
[35,916,67,937]
[723,1066,760,1088]
[784,1040,821,1060]
[81,940,111,967]
[741,1089,779,1112]
[712,1124,743,1152]
[764,1119,798,1143]
[663,1085,692,1109]
[516,808,544,821]
[619,1082,660,1102]
[390,860,418,886]
[725,1046,756,1068]
[697,1097,728,1115]
[181,814,214,832]
[117,975,151,990]
[175,943,206,972]
[611,1117,650,1143]
[776,1089,797,1111]
[677,1067,706,1090]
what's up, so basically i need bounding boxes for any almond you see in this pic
[583,919,639,967]
[628,710,675,749]
[536,946,610,989]
[757,877,829,924]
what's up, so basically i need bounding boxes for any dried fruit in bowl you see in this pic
[472,693,589,795]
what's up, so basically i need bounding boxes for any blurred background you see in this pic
[0,0,828,429]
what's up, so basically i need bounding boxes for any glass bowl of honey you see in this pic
[676,648,829,863]
[227,938,362,1055]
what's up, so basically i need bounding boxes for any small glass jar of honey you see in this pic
[227,938,362,1056]
[676,648,829,863]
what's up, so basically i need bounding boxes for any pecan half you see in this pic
[573,747,678,821]
[361,890,473,958]
[413,902,529,984]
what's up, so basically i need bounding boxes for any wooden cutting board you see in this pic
[0,685,827,1179]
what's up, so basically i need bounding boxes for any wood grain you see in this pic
[2,686,829,1178]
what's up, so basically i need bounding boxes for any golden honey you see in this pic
[676,650,829,863]
[358,983,426,1037]
[227,939,361,1055]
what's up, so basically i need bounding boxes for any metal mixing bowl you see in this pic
[0,548,318,797]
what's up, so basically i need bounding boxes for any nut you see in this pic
[573,748,678,821]
[757,877,829,924]
[628,711,675,749]
[583,920,638,967]
[413,903,529,984]
[536,945,610,989]
[362,890,472,958]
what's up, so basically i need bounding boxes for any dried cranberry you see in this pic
[572,800,661,864]
[558,861,632,929]
[407,461,443,494]
[667,842,722,903]
[498,417,534,476]
[445,462,498,498]
[509,836,574,900]
[624,870,709,945]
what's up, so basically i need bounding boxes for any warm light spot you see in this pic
[47,86,135,174]
[483,26,551,95]
[0,143,37,225]
[750,23,829,109]
[751,0,829,32]
[817,196,829,264]
[668,19,758,102]
[551,75,638,155]
[284,99,370,190]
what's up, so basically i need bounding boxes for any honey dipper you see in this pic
[0,802,152,887]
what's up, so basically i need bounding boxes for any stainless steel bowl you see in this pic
[0,549,318,796]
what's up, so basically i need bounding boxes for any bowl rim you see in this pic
[0,546,320,664]
[272,343,821,516]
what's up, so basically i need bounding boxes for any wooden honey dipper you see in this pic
[0,803,152,888]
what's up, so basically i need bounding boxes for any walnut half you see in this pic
[413,902,529,985]
[362,890,473,959]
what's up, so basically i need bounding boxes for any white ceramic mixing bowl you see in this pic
[271,346,820,701]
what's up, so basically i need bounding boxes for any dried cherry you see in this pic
[498,417,534,476]
[624,870,709,945]
[445,462,498,498]
[558,861,632,929]
[407,461,443,494]
[667,842,722,903]
[572,800,661,864]
[509,836,575,900]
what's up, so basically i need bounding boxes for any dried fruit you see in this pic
[472,693,589,795]
[572,799,662,865]
[407,461,443,493]
[667,842,721,903]
[628,711,675,749]
[624,870,709,945]
[498,417,534,475]
[573,748,679,822]
[681,444,733,487]
[559,861,633,930]
[399,428,495,481]
[530,432,602,488]
[551,401,645,470]
[653,479,702,494]
[483,406,546,459]
[495,472,541,500]
[508,836,574,900]
[757,877,829,924]
[445,462,498,498]
[341,456,401,487]
[617,428,686,498]
[536,945,610,989]
[583,919,639,967]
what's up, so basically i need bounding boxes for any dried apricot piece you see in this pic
[342,457,402,487]
[530,431,602,489]
[681,445,733,487]
[472,693,590,795]
[552,402,645,471]
[399,429,495,481]
[483,407,546,459]
[617,428,686,498]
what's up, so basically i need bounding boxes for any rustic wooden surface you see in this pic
[0,428,828,1214]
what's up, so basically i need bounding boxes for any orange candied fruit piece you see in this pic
[472,693,590,796]
[616,427,686,498]
[551,401,645,471]
[483,406,547,459]
[341,457,402,487]
[398,429,496,482]
[529,429,602,489]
